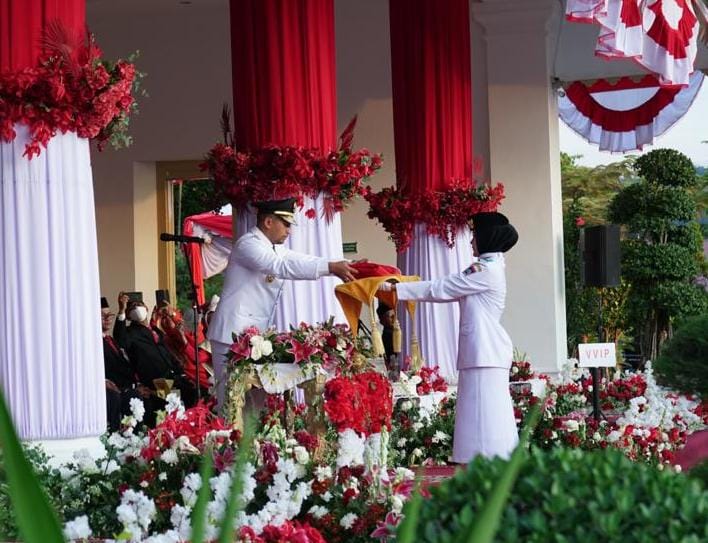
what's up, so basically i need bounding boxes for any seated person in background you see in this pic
[154,305,212,399]
[376,301,396,363]
[113,293,198,412]
[101,296,152,431]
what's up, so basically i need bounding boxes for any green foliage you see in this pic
[689,460,708,488]
[635,148,697,188]
[0,389,64,543]
[175,248,223,311]
[654,312,708,397]
[620,241,699,282]
[608,183,697,237]
[607,149,707,360]
[397,405,542,543]
[561,153,634,224]
[173,180,226,233]
[0,445,62,540]
[413,447,708,543]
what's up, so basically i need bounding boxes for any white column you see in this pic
[0,125,106,444]
[473,0,567,373]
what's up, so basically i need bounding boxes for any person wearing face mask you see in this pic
[378,212,519,463]
[113,292,198,414]
[208,198,360,408]
[101,296,152,431]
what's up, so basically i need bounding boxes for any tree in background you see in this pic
[608,149,708,362]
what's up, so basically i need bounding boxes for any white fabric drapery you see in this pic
[235,194,346,331]
[397,223,474,384]
[0,124,105,440]
[191,222,232,278]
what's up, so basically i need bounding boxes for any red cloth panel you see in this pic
[0,0,85,72]
[229,0,337,151]
[389,0,473,194]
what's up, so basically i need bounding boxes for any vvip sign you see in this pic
[578,343,616,368]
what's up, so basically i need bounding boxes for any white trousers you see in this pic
[452,367,519,463]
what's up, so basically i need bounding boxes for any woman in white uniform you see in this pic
[379,212,519,462]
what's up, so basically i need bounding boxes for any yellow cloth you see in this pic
[335,275,420,335]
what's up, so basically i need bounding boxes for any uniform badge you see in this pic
[265,274,275,283]
[463,263,483,275]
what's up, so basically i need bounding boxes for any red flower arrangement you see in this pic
[141,402,230,461]
[0,26,142,159]
[414,366,448,395]
[201,115,382,220]
[239,521,326,543]
[324,371,393,436]
[365,180,505,252]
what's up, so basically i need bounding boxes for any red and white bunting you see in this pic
[566,0,705,87]
[558,71,704,151]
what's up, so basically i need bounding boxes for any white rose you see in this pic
[400,400,412,412]
[309,505,329,519]
[293,446,310,465]
[340,512,358,530]
[250,344,263,361]
[390,494,404,514]
[160,449,179,466]
[563,420,580,432]
[261,340,273,356]
[397,438,407,448]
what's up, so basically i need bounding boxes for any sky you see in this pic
[559,83,708,168]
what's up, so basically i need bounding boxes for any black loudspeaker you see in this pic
[580,225,621,287]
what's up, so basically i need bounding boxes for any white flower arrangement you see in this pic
[336,428,366,467]
[63,515,92,541]
[116,489,156,542]
[129,397,145,423]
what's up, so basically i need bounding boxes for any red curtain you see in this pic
[389,0,473,194]
[0,0,85,72]
[229,0,337,151]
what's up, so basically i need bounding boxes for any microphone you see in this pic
[160,233,205,244]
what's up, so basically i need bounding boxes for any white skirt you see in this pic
[452,367,519,463]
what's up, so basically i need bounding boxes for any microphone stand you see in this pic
[181,240,203,401]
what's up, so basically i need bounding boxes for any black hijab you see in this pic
[471,212,519,254]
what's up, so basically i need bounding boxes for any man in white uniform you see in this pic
[208,198,357,406]
[380,212,519,462]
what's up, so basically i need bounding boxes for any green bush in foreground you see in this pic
[415,447,708,543]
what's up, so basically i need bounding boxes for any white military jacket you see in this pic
[208,226,330,344]
[395,253,513,369]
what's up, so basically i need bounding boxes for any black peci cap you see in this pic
[253,198,298,225]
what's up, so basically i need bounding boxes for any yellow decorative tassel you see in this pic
[392,317,402,353]
[370,304,385,357]
[410,332,423,372]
